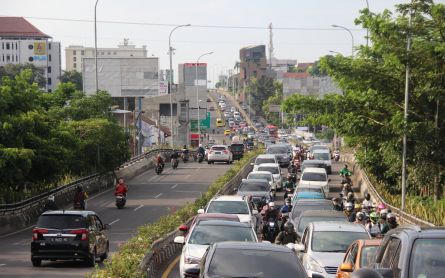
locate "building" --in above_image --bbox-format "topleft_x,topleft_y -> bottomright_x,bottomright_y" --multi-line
282,72 -> 342,97
239,45 -> 267,89
65,39 -> 147,72
178,63 -> 208,109
0,17 -> 61,92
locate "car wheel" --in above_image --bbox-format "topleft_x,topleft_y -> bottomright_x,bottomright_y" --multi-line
31,258 -> 41,267
100,243 -> 109,262
226,160 -> 230,164
87,249 -> 97,267
208,160 -> 211,164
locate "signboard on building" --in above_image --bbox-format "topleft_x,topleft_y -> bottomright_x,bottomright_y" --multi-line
159,80 -> 168,95
83,57 -> 159,97
268,105 -> 281,112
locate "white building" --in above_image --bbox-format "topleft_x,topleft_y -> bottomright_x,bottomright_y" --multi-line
65,39 -> 147,72
282,72 -> 342,97
0,17 -> 61,92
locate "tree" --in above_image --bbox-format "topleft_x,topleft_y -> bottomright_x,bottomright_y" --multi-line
59,70 -> 83,91
244,77 -> 277,116
0,63 -> 46,88
263,83 -> 284,126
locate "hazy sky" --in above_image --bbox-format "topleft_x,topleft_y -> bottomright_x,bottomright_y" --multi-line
1,0 -> 424,84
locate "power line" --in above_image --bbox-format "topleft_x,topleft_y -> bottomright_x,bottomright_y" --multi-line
16,15 -> 364,32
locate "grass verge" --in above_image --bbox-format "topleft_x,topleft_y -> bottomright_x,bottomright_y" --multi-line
88,149 -> 263,278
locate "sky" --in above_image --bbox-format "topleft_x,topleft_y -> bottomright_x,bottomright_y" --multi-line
0,0 -> 425,85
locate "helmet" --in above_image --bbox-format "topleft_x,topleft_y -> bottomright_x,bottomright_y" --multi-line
387,213 -> 397,225
380,209 -> 389,219
377,203 -> 386,211
268,202 -> 275,208
344,164 -> 349,169
370,212 -> 379,223
356,212 -> 365,221
199,144 -> 202,148
332,197 -> 340,204
284,222 -> 294,233
348,192 -> 354,198
355,203 -> 362,210
285,198 -> 291,205
48,195 -> 55,202
183,145 -> 187,149
365,193 -> 371,200
350,268 -> 384,278
345,202 -> 354,211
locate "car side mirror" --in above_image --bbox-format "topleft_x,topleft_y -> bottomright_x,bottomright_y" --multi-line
294,243 -> 305,252
197,208 -> 205,214
340,263 -> 353,272
184,267 -> 200,278
179,225 -> 189,232
252,209 -> 259,215
103,224 -> 110,230
174,236 -> 185,244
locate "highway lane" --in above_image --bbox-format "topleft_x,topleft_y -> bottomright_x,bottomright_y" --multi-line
0,162 -> 231,278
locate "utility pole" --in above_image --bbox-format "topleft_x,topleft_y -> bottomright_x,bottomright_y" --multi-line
94,0 -> 99,92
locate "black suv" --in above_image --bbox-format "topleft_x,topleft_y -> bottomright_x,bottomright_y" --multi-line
31,210 -> 110,267
369,225 -> 445,278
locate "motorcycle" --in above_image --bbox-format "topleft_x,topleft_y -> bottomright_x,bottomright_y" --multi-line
155,163 -> 164,175
341,182 -> 353,197
263,218 -> 279,242
181,152 -> 189,163
284,187 -> 295,200
197,153 -> 204,163
334,152 -> 340,162
115,194 -> 126,209
171,158 -> 179,169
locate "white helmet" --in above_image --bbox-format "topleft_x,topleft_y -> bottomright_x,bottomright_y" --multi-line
268,202 -> 275,208
345,202 -> 354,210
199,144 -> 203,148
48,195 -> 55,202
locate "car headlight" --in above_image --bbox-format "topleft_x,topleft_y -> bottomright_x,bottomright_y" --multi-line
307,257 -> 323,273
184,255 -> 201,264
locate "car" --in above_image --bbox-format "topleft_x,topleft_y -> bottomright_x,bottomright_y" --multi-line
231,107 -> 237,113
336,239 -> 382,278
223,129 -> 231,136
295,221 -> 370,278
312,149 -> 332,174
31,210 -> 110,267
230,142 -> 244,160
228,120 -> 235,128
301,159 -> 331,173
368,225 -> 445,278
266,144 -> 292,168
299,167 -> 330,197
295,185 -> 326,198
184,241 -> 308,278
292,210 -> 347,240
252,154 -> 279,171
292,191 -> 326,201
198,195 -> 259,231
207,145 -> 233,164
309,144 -> 330,153
247,132 -> 255,139
236,179 -> 274,210
216,118 -> 225,128
255,163 -> 283,190
206,97 -> 211,102
247,171 -> 277,192
175,220 -> 258,277
290,199 -> 333,220
180,213 -> 240,233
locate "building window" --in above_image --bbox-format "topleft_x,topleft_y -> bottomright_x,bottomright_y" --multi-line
73,50 -> 76,55
73,63 -> 77,68
2,55 -> 4,62
6,55 -> 10,62
47,77 -> 52,85
107,52 -> 111,55
73,57 -> 77,62
16,54 -> 18,61
101,52 -> 104,55
1,42 -> 3,49
48,89 -> 52,92
28,56 -> 34,62
48,54 -> 51,62
48,43 -> 51,50
48,66 -> 51,73
6,43 -> 10,50
113,52 -> 117,55
11,55 -> 14,62
81,50 -> 84,55
28,44 -> 33,50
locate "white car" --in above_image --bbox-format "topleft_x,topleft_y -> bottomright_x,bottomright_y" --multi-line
252,154 -> 278,171
207,145 -> 233,164
197,195 -> 259,230
231,107 -> 237,113
175,220 -> 257,278
295,221 -> 370,278
247,171 -> 277,192
255,163 -> 282,190
312,149 -> 332,174
299,167 -> 330,197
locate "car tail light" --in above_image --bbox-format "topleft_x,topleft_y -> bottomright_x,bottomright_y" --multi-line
70,228 -> 89,241
32,228 -> 48,241
223,150 -> 229,154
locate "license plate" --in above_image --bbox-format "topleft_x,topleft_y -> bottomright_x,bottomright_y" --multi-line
215,152 -> 221,155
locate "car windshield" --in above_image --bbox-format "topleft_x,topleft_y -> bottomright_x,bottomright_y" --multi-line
248,174 -> 272,181
267,148 -> 287,154
409,239 -> 445,278
208,248 -> 305,277
311,231 -> 369,252
212,147 -> 226,151
301,172 -> 327,182
291,204 -> 333,220
297,216 -> 346,233
255,158 -> 275,164
360,246 -> 379,267
313,152 -> 330,160
257,167 -> 279,174
207,201 -> 249,214
36,215 -> 87,229
296,187 -> 323,194
239,182 -> 269,192
188,225 -> 255,245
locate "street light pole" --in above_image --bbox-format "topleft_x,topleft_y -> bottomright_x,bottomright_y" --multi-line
332,24 -> 354,57
196,52 -> 213,146
94,0 -> 99,92
365,0 -> 369,48
168,24 -> 191,146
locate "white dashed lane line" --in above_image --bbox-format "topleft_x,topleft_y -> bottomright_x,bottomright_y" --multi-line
154,193 -> 163,199
134,205 -> 144,211
109,219 -> 120,225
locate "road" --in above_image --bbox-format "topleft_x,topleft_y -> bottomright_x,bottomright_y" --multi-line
0,159 -> 231,276
161,160 -> 350,278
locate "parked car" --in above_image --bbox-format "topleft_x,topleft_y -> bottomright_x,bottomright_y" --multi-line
336,239 -> 381,278
175,220 -> 258,278
207,145 -> 233,164
295,221 -> 370,278
299,167 -> 330,197
236,179 -> 274,210
184,242 -> 308,278
31,210 -> 110,267
256,163 -> 283,191
293,210 -> 347,240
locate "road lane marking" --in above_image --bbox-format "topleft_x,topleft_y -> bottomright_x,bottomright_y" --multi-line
171,184 -> 178,189
0,264 -> 5,267
161,255 -> 180,278
154,193 -> 163,199
134,205 -> 144,211
109,219 -> 120,225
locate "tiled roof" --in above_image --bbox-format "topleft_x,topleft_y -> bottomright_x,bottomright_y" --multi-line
283,72 -> 310,78
0,17 -> 51,38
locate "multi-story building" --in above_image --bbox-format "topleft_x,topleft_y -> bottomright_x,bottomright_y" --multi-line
282,72 -> 342,97
65,39 -> 147,72
0,17 -> 61,92
239,45 -> 267,89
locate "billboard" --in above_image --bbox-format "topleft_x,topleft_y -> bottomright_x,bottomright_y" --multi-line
83,57 -> 159,97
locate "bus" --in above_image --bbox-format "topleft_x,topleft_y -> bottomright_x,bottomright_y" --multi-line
216,118 -> 225,127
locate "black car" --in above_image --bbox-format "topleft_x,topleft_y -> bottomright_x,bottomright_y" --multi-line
184,241 -> 308,278
31,210 -> 109,267
230,143 -> 245,160
266,144 -> 292,168
236,179 -> 274,209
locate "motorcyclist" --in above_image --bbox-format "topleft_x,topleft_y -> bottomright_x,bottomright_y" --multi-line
333,149 -> 340,161
344,202 -> 356,222
362,193 -> 373,212
154,154 -> 165,169
170,150 -> 179,160
197,144 -> 206,159
261,202 -> 280,239
346,192 -> 356,206
181,145 -> 189,161
332,197 -> 344,211
275,222 -> 298,245
264,202 -> 280,221
43,195 -> 58,211
283,177 -> 295,199
115,178 -> 128,196
381,213 -> 398,234
355,211 -> 366,225
280,198 -> 293,214
366,212 -> 382,237
339,164 -> 352,177
73,185 -> 86,210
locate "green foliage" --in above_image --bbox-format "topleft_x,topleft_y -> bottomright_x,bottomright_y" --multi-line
283,1 -> 445,200
59,70 -> 83,91
0,63 -> 46,88
88,149 -> 262,278
262,82 -> 283,126
0,70 -> 129,203
245,77 -> 281,117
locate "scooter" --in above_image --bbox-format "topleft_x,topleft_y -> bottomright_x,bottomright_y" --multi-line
263,218 -> 279,242
115,194 -> 126,209
155,163 -> 164,175
181,153 -> 189,163
171,158 -> 179,169
197,153 -> 204,163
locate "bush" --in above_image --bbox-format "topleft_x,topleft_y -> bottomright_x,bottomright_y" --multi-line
88,149 -> 263,278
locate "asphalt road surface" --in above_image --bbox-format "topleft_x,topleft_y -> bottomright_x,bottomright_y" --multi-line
0,161 -> 231,278
160,160 -> 351,278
